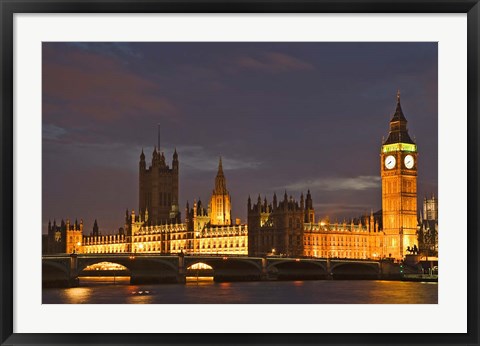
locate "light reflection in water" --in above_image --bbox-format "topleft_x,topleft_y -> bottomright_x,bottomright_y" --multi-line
128,293 -> 154,304
63,287 -> 92,304
219,282 -> 231,288
185,277 -> 214,286
44,280 -> 438,304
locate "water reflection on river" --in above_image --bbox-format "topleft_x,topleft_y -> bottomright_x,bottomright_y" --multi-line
43,276 -> 438,304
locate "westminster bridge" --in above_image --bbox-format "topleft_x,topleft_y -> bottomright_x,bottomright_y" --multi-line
42,254 -> 402,287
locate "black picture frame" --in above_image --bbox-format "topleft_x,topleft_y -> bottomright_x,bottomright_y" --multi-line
1,1 -> 479,345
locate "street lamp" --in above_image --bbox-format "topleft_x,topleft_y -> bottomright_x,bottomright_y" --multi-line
73,241 -> 81,254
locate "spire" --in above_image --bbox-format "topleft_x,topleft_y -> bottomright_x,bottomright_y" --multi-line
173,147 -> 178,160
383,90 -> 414,145
140,147 -> 145,160
218,156 -> 223,174
214,156 -> 227,194
93,219 -> 99,236
157,123 -> 160,152
391,89 -> 407,122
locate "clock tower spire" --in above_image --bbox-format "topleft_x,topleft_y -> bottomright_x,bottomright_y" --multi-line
381,92 -> 418,260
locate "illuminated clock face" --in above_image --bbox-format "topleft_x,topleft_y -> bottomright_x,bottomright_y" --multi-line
404,154 -> 415,169
385,155 -> 396,169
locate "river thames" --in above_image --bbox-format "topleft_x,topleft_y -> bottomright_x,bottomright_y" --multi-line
43,277 -> 438,304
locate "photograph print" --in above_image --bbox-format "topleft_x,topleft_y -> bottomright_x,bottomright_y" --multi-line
42,42 -> 438,304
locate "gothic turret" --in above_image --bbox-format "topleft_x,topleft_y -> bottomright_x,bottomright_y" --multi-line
92,219 -> 99,236
304,189 -> 315,223
140,148 -> 146,170
306,190 -> 313,209
172,148 -> 179,170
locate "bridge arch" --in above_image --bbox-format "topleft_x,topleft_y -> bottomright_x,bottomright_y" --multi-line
77,258 -> 132,273
76,256 -> 180,284
267,260 -> 328,280
42,260 -> 71,287
267,260 -> 327,272
184,257 -> 263,282
330,262 -> 379,279
43,260 -> 69,275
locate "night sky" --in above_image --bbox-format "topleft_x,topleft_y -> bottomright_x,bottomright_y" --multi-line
42,42 -> 437,234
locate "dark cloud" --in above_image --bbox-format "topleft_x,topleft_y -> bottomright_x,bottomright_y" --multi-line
284,176 -> 381,192
235,51 -> 315,73
43,45 -> 177,129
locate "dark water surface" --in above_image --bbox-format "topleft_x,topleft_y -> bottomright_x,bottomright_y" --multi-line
43,276 -> 438,304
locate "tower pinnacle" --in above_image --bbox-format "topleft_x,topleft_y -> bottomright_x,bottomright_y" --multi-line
383,91 -> 413,145
218,156 -> 223,174
210,156 -> 231,226
214,156 -> 227,194
157,123 -> 160,152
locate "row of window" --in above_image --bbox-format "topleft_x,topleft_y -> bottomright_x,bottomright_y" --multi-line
304,237 -> 369,246
303,251 -> 368,258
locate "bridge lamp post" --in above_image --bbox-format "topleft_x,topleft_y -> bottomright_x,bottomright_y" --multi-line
73,241 -> 81,254
272,248 -> 276,256
138,243 -> 144,252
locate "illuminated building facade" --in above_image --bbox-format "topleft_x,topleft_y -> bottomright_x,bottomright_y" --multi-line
303,214 -> 384,259
81,159 -> 247,255
381,91 -> 418,259
247,193 -> 384,259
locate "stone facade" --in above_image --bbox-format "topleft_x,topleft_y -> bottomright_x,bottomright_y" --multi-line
417,195 -> 438,257
138,146 -> 180,225
46,218 -> 83,254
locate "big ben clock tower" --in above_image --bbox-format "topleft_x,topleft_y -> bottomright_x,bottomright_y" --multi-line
381,91 -> 418,260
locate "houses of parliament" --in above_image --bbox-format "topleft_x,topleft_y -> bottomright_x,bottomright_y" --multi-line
44,93 -> 438,261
